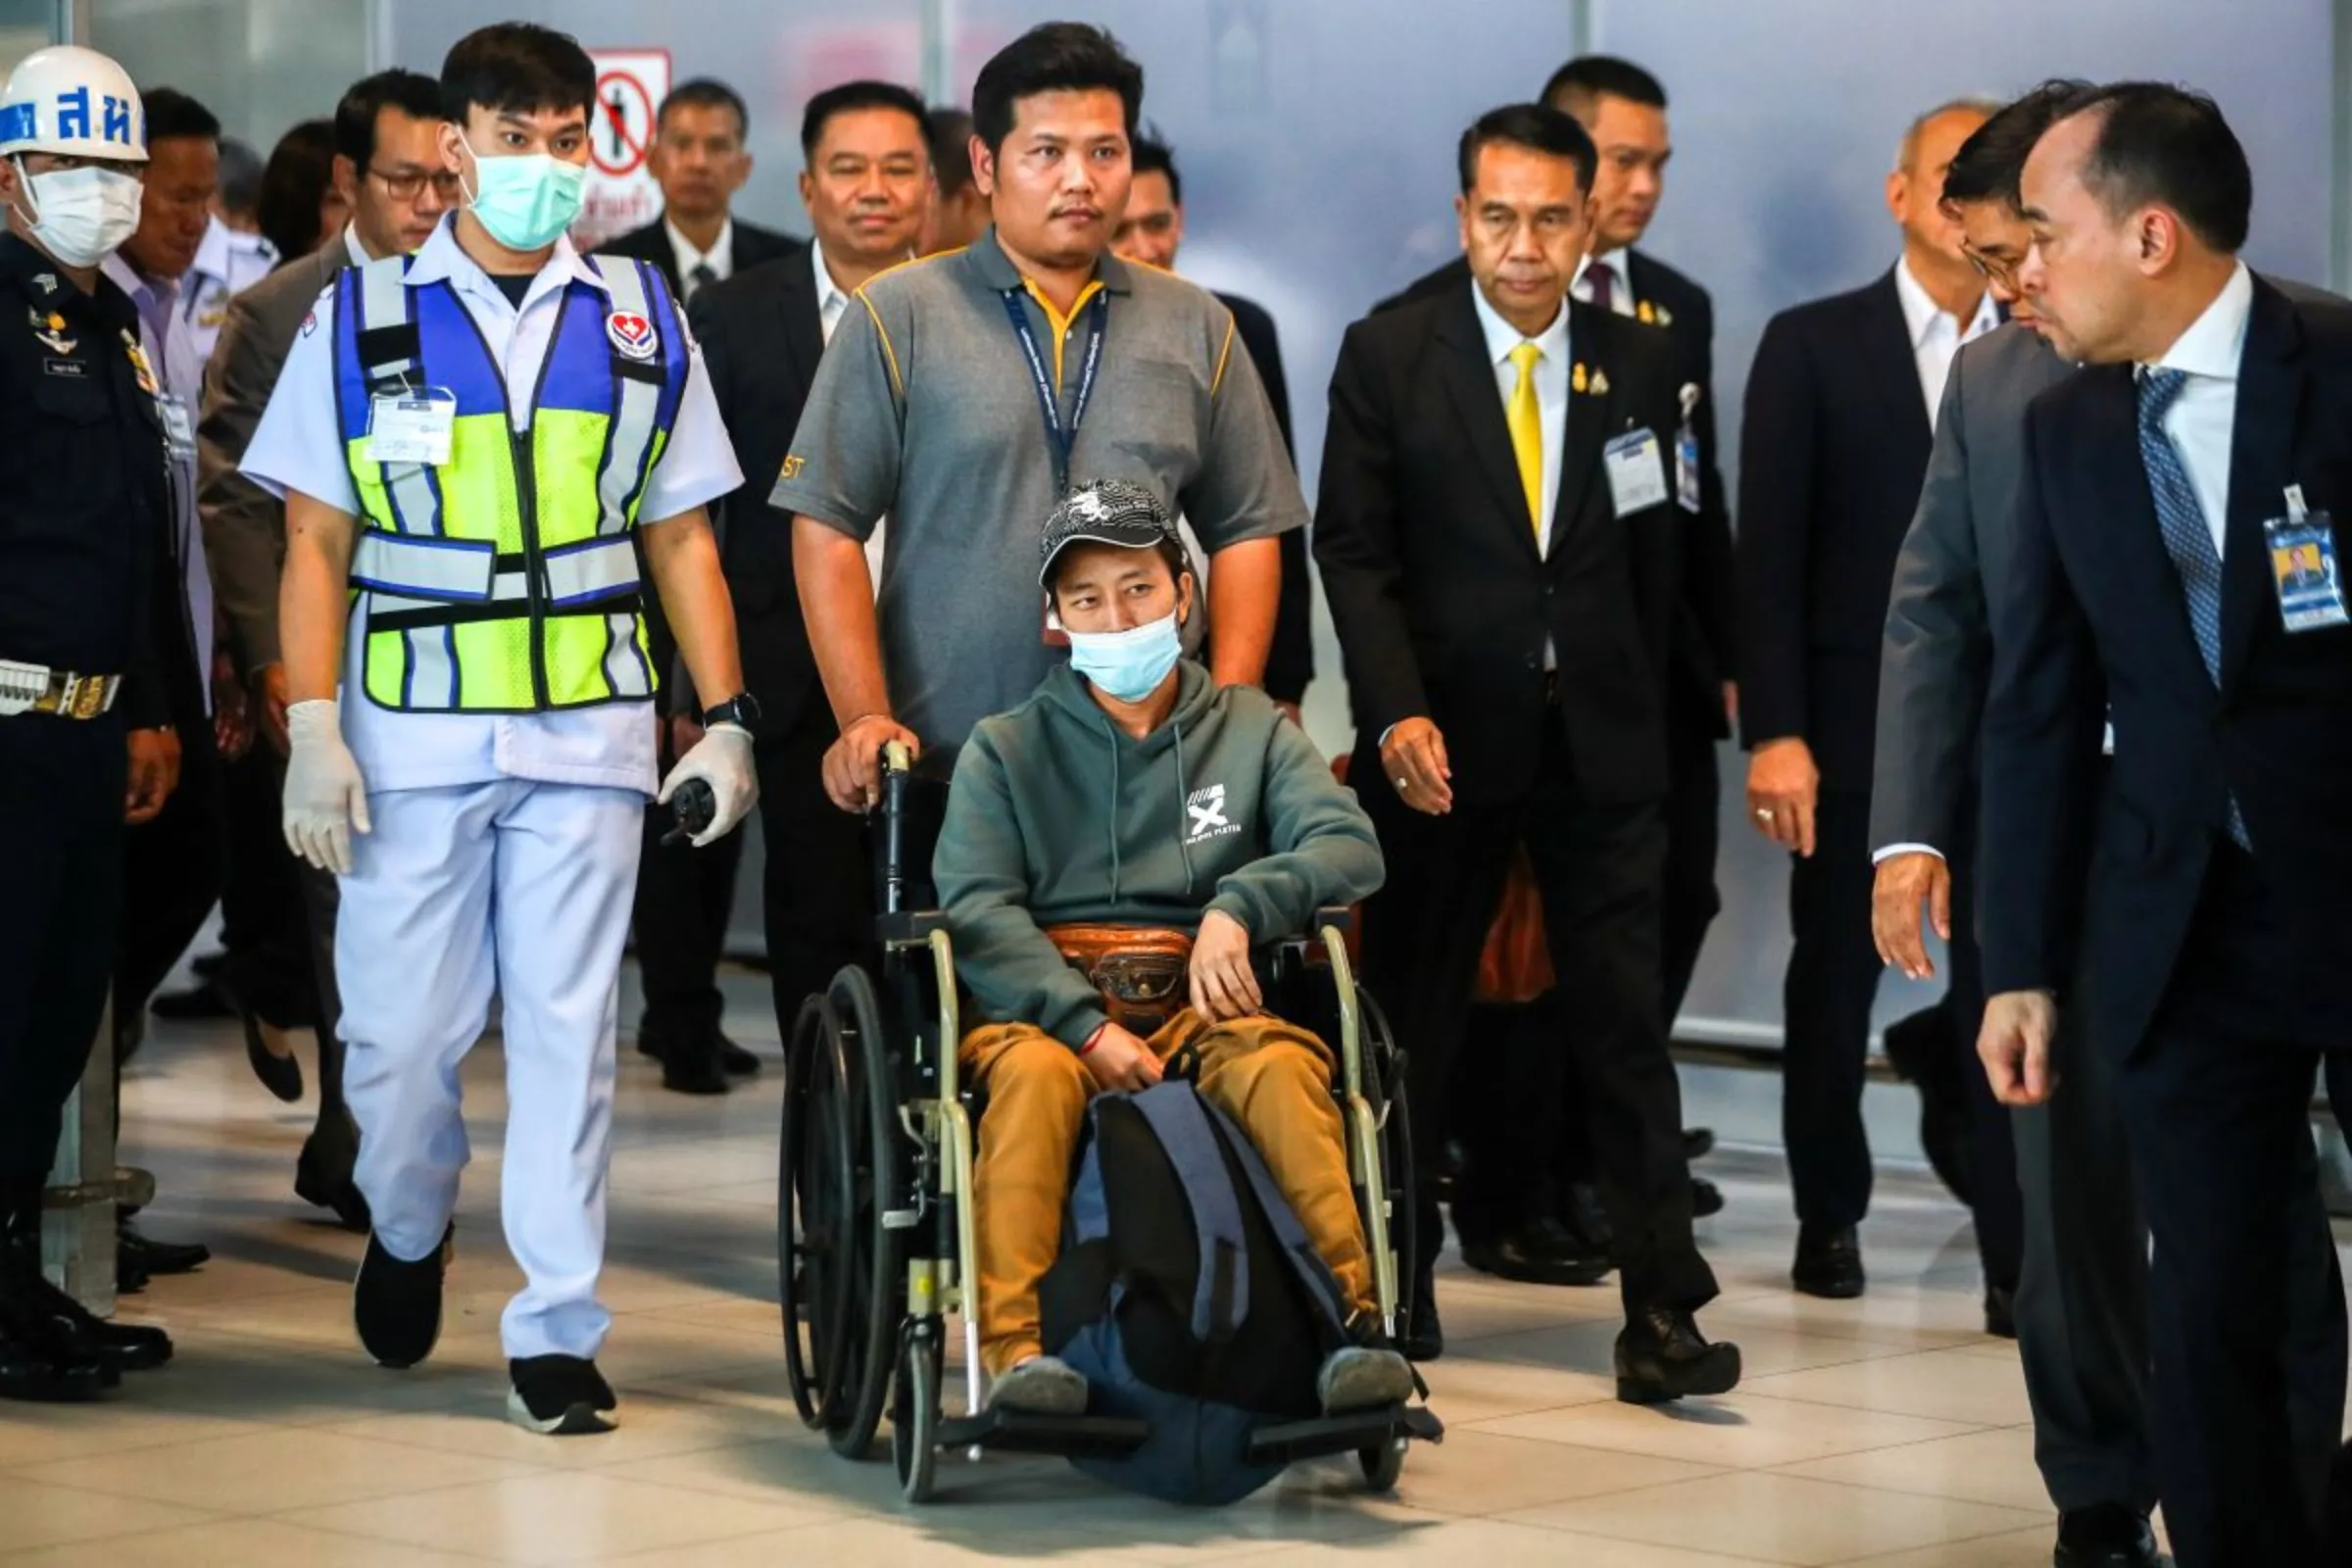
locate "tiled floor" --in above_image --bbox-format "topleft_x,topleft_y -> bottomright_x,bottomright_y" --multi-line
2,968 -> 2211,1565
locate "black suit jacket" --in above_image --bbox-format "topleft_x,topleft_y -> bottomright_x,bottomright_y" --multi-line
1982,276 -> 2352,1053
664,240 -> 824,734
1317,280 -> 1688,807
596,215 -> 802,298
1214,290 -> 1313,704
1383,251 -> 1735,735
1736,269 -> 1935,792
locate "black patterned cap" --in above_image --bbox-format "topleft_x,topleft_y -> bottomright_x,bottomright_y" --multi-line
1038,479 -> 1178,587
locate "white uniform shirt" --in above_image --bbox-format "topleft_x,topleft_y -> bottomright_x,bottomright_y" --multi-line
104,253 -> 214,711
1895,257 -> 2000,431
240,214 -> 741,798
1573,247 -> 1639,318
182,215 -> 277,363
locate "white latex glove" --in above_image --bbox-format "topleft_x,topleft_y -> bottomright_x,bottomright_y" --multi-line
283,699 -> 370,874
657,720 -> 757,847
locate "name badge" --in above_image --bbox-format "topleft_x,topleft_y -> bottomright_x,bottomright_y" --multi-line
158,395 -> 195,460
1603,426 -> 1669,517
2266,485 -> 2348,633
367,390 -> 457,466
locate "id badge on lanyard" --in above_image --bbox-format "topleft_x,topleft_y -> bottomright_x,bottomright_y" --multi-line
1003,286 -> 1108,644
2266,484 -> 2349,633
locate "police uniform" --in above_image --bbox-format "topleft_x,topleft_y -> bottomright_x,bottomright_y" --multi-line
0,236 -> 177,1259
241,212 -> 741,1364
180,214 -> 274,364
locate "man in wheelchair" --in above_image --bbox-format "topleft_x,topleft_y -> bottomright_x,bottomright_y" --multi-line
932,479 -> 1414,1419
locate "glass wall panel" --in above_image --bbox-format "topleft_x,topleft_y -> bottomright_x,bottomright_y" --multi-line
91,0 -> 368,154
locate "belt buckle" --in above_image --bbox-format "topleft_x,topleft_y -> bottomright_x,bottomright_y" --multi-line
67,675 -> 104,720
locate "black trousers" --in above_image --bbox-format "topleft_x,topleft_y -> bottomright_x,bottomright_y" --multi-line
219,744 -> 347,1124
632,763 -> 747,1042
117,707 -> 221,1046
1659,706 -> 1724,1025
2114,844 -> 2351,1568
755,702 -> 872,1037
0,715 -> 126,1194
1944,819 -> 2024,1289
1361,712 -> 1715,1315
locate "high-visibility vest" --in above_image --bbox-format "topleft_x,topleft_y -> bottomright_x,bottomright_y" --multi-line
331,252 -> 689,713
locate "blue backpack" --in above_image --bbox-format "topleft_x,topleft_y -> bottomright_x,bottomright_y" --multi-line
1037,1080 -> 1354,1505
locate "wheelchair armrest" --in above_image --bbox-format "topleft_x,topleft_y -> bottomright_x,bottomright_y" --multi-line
878,909 -> 949,946
1274,906 -> 1358,966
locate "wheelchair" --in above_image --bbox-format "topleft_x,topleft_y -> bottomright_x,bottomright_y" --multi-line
778,745 -> 1441,1503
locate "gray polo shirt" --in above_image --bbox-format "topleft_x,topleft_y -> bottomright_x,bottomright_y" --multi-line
770,228 -> 1305,750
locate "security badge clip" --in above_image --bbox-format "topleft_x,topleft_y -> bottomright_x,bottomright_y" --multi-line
2265,484 -> 2348,633
366,387 -> 459,466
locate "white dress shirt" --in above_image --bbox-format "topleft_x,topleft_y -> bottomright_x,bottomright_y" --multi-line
667,216 -> 734,295
241,214 -> 742,797
104,253 -> 213,713
1573,247 -> 1638,318
1894,257 -> 2000,431
2139,260 -> 2252,561
1469,283 -> 1571,553
812,239 -> 887,594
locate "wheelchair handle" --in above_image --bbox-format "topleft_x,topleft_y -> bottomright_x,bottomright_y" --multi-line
879,741 -> 916,915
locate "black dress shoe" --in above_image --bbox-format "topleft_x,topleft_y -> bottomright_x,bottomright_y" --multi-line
355,1227 -> 451,1369
2053,1502 -> 2163,1566
1683,1127 -> 1716,1162
1460,1215 -> 1613,1287
117,1222 -> 209,1279
658,1033 -> 730,1096
0,1201 -> 115,1399
1882,1003 -> 1974,1207
1399,1268 -> 1444,1362
149,977 -> 236,1020
717,1032 -> 760,1076
1792,1224 -> 1866,1298
24,1271 -> 172,1372
1984,1283 -> 2018,1340
1690,1177 -> 1725,1219
1615,1306 -> 1742,1404
296,1112 -> 371,1233
0,1315 -> 111,1401
242,1009 -> 305,1104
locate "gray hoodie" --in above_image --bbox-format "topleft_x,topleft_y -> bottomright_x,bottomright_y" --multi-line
934,661 -> 1385,1049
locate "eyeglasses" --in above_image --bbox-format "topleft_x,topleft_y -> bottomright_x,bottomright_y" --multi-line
368,167 -> 463,202
1963,247 -> 2022,292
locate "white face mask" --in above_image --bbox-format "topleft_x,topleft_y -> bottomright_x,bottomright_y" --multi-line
15,162 -> 143,269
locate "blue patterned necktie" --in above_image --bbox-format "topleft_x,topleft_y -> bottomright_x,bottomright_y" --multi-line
2136,366 -> 2251,849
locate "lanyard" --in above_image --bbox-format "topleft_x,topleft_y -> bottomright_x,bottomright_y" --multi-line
1000,285 -> 1108,494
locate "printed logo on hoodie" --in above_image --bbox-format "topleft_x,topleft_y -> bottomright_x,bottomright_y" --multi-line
1185,783 -> 1240,846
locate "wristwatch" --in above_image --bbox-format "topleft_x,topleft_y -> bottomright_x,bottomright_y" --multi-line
701,692 -> 762,734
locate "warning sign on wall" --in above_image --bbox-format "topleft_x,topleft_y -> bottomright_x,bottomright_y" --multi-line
572,48 -> 671,250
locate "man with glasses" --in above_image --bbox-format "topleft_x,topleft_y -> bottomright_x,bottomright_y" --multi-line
197,68 -> 455,1229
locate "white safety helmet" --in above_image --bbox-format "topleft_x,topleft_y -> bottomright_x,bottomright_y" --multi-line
0,46 -> 146,163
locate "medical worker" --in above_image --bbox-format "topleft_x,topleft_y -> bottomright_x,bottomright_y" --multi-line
241,23 -> 758,1437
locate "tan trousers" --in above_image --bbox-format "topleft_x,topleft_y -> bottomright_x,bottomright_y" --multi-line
959,1008 -> 1375,1375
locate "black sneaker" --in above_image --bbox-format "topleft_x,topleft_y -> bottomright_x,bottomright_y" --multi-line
509,1353 -> 618,1435
354,1227 -> 450,1369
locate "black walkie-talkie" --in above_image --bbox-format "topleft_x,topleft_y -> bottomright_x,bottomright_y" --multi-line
662,778 -> 716,847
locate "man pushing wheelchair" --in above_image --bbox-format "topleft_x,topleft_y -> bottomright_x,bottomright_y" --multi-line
933,479 -> 1416,1422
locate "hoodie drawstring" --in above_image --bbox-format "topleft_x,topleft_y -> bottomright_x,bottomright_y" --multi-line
1106,731 -> 1123,902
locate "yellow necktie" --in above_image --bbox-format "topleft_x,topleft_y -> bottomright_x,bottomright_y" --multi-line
1506,342 -> 1544,541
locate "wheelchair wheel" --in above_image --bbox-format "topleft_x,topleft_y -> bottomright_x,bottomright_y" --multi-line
892,1323 -> 943,1504
780,993 -> 858,1429
824,964 -> 903,1462
1359,988 -> 1421,1314
1359,1435 -> 1407,1493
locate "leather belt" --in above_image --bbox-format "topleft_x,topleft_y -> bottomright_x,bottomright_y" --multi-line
0,659 -> 122,720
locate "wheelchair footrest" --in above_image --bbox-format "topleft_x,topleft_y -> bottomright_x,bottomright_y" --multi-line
934,1407 -> 1152,1460
1244,1403 -> 1444,1466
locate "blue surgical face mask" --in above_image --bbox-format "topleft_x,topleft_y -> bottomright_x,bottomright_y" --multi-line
1067,611 -> 1183,703
460,134 -> 586,252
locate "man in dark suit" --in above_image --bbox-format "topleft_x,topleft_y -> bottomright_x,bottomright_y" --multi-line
1981,83 -> 2352,1567
1737,97 -> 2007,1301
1379,55 -> 1728,1237
1318,103 -> 1737,1400
1111,134 -> 1314,718
594,78 -> 798,302
659,81 -> 933,1080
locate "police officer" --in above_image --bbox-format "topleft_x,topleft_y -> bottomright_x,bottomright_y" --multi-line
0,44 -> 181,1401
242,23 -> 756,1437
